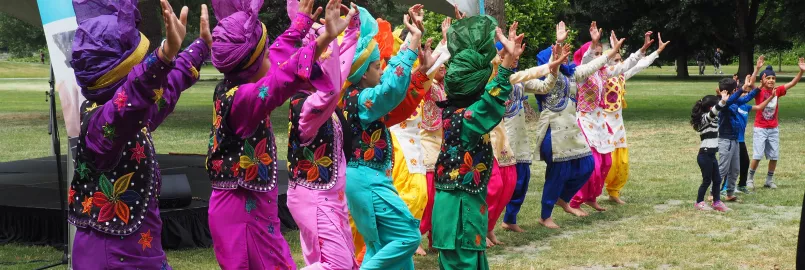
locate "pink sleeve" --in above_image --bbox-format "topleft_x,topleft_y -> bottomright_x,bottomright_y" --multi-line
297,38 -> 343,143
338,14 -> 361,85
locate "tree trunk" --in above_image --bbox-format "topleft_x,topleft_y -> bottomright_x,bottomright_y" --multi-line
676,52 -> 689,78
139,0 -> 163,53
484,0 -> 506,26
737,41 -> 755,78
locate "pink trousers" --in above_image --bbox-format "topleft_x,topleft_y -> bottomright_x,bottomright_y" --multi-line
486,159 -> 517,232
571,148 -> 612,208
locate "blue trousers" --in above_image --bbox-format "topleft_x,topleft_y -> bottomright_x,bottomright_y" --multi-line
503,162 -> 531,224
539,130 -> 594,220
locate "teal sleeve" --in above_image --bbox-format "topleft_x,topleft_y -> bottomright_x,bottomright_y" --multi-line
460,66 -> 514,149
357,48 -> 419,126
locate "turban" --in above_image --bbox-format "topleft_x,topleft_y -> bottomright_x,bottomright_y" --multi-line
71,0 -> 147,102
211,0 -> 268,83
444,15 -> 497,107
761,65 -> 776,77
346,5 -> 380,85
537,46 -> 575,78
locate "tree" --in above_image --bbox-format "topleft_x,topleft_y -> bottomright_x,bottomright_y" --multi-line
0,13 -> 46,58
485,0 -> 506,26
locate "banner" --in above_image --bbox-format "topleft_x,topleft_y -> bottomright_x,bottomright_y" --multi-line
38,0 -> 83,138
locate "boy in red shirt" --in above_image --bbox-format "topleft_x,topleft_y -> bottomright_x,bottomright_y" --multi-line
748,59 -> 805,189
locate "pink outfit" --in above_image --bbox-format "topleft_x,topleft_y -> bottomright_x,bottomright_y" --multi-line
486,159 -> 517,231
570,147 -> 612,208
420,171 -> 437,249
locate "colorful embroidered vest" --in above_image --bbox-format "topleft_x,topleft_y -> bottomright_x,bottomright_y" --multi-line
576,69 -> 606,112
604,74 -> 626,112
343,85 -> 393,170
422,81 -> 446,131
504,82 -> 527,118
68,101 -> 156,236
539,73 -> 575,113
206,83 -> 278,192
434,107 -> 493,194
286,93 -> 343,190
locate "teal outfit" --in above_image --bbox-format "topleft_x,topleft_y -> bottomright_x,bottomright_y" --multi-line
343,29 -> 421,269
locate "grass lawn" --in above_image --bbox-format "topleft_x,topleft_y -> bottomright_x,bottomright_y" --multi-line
0,63 -> 803,269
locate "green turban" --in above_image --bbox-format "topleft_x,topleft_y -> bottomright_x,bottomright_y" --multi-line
444,15 -> 498,106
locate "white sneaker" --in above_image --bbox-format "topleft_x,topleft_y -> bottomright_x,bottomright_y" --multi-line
764,182 -> 778,189
747,179 -> 754,190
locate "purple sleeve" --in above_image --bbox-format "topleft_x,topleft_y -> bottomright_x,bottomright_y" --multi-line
298,39 -> 342,143
228,35 -> 334,138
84,52 -> 172,170
268,13 -> 314,68
148,39 -> 210,129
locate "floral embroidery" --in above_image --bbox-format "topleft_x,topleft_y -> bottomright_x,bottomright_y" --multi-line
268,224 -> 275,234
130,142 -> 146,164
449,169 -> 459,180
211,160 -> 223,174
459,152 -> 487,185
215,100 -> 222,113
294,144 -> 334,182
230,163 -> 240,175
81,196 -> 93,214
437,165 -> 444,176
400,122 -> 407,129
489,87 -> 501,97
85,102 -> 99,112
225,86 -> 239,98
68,188 -> 75,205
258,86 -> 269,100
395,66 -> 404,77
482,134 -> 491,144
350,90 -> 358,97
475,234 -> 482,246
245,197 -> 257,213
338,190 -> 345,202
410,159 -> 417,166
363,99 -> 374,110
92,172 -> 141,224
447,146 -> 459,158
408,138 -> 415,144
361,129 -> 387,162
102,123 -> 116,140
153,88 -> 167,111
114,91 -> 128,111
443,118 -> 451,129
480,204 -> 487,215
240,138 -> 273,182
139,229 -> 153,250
463,110 -> 473,120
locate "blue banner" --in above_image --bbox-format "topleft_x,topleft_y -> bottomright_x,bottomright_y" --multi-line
37,0 -> 76,25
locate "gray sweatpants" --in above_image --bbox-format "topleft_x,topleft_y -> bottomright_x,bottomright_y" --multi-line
718,139 -> 740,196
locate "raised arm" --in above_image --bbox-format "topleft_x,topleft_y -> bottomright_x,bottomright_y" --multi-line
460,66 -> 514,147
149,39 -> 209,129
297,37 -> 343,143
356,47 -> 419,125
784,57 -> 805,90
752,89 -> 776,111
623,51 -> 656,80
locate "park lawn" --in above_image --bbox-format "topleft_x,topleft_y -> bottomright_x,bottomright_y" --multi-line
0,72 -> 803,269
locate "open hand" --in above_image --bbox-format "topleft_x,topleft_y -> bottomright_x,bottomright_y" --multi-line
589,21 -> 602,44
549,44 -> 571,73
743,74 -> 754,91
720,90 -> 729,101
323,0 -> 356,40
756,55 -> 765,70
798,57 -> 805,71
556,21 -> 568,43
199,4 -> 211,47
299,0 -> 323,20
607,32 -> 625,59
656,32 -> 670,53
496,21 -> 524,68
418,38 -> 442,73
640,31 -> 655,53
441,17 -> 451,43
160,0 -> 188,62
454,4 -> 466,19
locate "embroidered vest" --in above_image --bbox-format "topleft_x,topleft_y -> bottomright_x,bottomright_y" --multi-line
343,85 -> 393,170
422,81 -> 446,131
604,74 -> 626,112
576,69 -> 606,112
504,83 -> 527,119
434,107 -> 493,194
286,93 -> 343,190
206,82 -> 278,192
539,73 -> 575,112
68,101 -> 156,236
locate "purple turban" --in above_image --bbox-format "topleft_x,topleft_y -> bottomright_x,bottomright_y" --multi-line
71,0 -> 147,102
211,0 -> 268,83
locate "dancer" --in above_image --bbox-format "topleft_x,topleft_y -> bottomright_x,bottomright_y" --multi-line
342,5 -> 432,269
431,16 -> 524,269
570,24 -> 640,213
68,0 -> 210,268
603,32 -> 670,204
285,1 -> 360,269
206,0 -> 341,268
747,59 -> 805,189
526,21 -> 622,228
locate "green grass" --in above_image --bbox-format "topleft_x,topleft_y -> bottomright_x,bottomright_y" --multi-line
1,66 -> 803,269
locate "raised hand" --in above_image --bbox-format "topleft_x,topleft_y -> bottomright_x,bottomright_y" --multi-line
441,17 -> 451,43
402,12 -> 422,51
299,0 -> 323,20
798,57 -> 805,71
409,4 -> 425,34
454,4 -> 466,20
720,90 -> 729,101
199,4 -> 211,47
418,38 -> 441,73
743,74 -> 754,91
549,44 -> 571,73
159,0 -> 188,62
556,21 -> 568,44
323,0 -> 355,39
640,31 -> 655,53
606,31 -> 625,59
656,32 -> 670,53
589,21 -> 602,44
495,21 -> 524,69
756,55 -> 765,70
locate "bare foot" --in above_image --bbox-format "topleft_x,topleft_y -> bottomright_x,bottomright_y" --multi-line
608,196 -> 626,205
415,246 -> 427,256
486,237 -> 495,248
558,200 -> 588,217
584,201 -> 607,211
539,218 -> 560,229
488,231 -> 504,245
502,222 -> 525,232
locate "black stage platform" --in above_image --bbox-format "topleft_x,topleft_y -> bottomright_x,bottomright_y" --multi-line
0,155 -> 296,249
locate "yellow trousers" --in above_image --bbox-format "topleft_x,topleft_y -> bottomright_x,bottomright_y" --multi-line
604,147 -> 630,198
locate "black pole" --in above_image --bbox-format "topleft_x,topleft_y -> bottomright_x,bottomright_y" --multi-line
37,65 -> 68,270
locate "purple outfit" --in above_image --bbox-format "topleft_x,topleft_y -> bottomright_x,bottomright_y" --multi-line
68,1 -> 208,269
207,0 -> 334,267
285,1 -> 361,269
